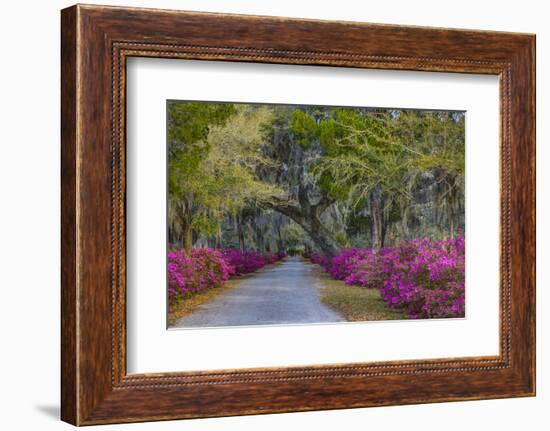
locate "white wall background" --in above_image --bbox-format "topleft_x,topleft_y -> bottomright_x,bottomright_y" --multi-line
0,0 -> 546,429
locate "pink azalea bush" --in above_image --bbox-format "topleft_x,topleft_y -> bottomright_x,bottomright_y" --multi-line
276,250 -> 288,261
303,251 -> 330,267
168,248 -> 231,298
168,247 -> 287,302
306,237 -> 465,319
223,249 -> 272,275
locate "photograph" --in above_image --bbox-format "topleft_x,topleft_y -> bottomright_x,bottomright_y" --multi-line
48,1 -> 537,426
167,101 -> 466,328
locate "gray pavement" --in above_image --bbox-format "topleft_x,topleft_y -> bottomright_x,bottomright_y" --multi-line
173,256 -> 345,328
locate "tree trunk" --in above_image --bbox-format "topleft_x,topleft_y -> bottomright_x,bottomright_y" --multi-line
259,189 -> 340,257
236,214 -> 245,251
215,224 -> 222,249
450,217 -> 455,240
301,216 -> 340,257
176,195 -> 194,253
370,187 -> 385,250
276,225 -> 284,252
182,222 -> 193,253
255,224 -> 265,252
260,205 -> 339,256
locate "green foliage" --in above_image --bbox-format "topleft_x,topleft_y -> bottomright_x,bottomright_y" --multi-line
334,231 -> 351,247
303,108 -> 465,243
167,101 -> 235,198
167,101 -> 235,151
280,223 -> 307,248
168,102 -> 284,247
290,109 -> 318,148
168,100 -> 465,251
312,110 -> 401,203
192,213 -> 218,237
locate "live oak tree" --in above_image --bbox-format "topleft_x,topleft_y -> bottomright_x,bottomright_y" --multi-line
410,111 -> 465,240
292,108 -> 465,250
168,101 -> 235,251
254,106 -> 341,257
168,102 -> 281,251
289,107 -> 402,251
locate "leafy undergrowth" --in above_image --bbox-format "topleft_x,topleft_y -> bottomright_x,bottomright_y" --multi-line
314,267 -> 404,321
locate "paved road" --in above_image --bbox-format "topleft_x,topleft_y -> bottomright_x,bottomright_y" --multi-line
174,257 -> 345,328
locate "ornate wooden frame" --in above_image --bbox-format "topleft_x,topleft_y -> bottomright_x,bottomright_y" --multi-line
61,4 -> 535,425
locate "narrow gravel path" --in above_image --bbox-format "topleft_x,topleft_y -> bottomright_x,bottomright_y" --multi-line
174,257 -> 345,328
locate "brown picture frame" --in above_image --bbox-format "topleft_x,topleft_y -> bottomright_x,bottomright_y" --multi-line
61,4 -> 536,425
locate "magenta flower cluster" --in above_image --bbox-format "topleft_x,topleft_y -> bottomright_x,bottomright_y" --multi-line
168,247 -> 287,301
167,247 -> 231,298
222,249 -> 284,275
306,237 -> 465,319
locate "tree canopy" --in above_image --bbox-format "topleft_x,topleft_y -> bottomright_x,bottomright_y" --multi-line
167,101 -> 465,255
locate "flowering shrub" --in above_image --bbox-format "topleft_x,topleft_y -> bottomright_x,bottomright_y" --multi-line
305,237 -> 465,319
326,248 -> 375,281
303,251 -> 331,267
168,248 -> 231,299
276,250 -> 288,261
168,247 -> 287,302
223,249 -> 271,275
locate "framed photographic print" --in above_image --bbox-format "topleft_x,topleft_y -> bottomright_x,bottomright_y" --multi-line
61,4 -> 535,425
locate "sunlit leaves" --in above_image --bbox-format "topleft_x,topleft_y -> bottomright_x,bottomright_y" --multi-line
297,108 -> 465,240
168,102 -> 284,245
167,101 -> 235,152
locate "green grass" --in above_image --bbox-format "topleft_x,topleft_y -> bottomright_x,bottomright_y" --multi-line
313,267 -> 405,321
